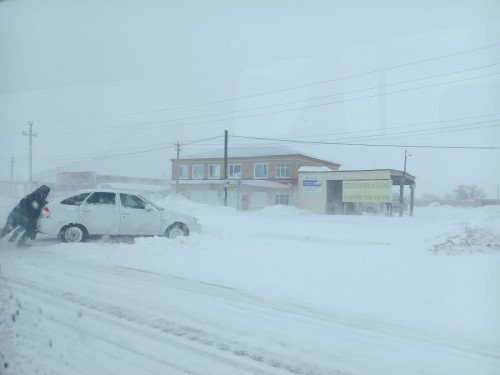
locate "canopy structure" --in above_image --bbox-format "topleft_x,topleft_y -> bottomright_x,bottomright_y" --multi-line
297,168 -> 416,216
388,170 -> 416,216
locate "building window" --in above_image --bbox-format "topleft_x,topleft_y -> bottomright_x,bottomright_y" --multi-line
229,164 -> 242,178
192,165 -> 204,179
275,193 -> 289,205
276,163 -> 290,178
254,163 -> 268,179
208,164 -> 221,179
179,165 -> 188,179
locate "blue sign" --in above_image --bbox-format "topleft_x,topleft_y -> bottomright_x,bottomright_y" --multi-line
303,177 -> 322,187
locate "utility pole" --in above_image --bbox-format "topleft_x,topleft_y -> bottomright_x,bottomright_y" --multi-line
175,141 -> 180,194
224,130 -> 228,207
399,150 -> 410,217
22,121 -> 37,188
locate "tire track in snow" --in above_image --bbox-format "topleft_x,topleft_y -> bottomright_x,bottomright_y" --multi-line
58,261 -> 500,363
2,275 -> 346,375
3,247 -> 499,373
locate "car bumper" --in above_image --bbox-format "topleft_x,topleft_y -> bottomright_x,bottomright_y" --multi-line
37,217 -> 62,238
189,222 -> 202,235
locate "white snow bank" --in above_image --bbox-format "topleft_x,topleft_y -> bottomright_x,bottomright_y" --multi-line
1,196 -> 500,374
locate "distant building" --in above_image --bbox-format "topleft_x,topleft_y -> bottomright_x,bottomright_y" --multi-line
170,146 -> 341,210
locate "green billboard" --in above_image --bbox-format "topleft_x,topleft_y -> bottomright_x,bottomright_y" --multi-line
342,180 -> 392,203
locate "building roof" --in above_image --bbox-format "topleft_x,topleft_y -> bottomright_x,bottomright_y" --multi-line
298,166 -> 334,172
173,146 -> 339,165
174,179 -> 293,189
298,168 -> 416,185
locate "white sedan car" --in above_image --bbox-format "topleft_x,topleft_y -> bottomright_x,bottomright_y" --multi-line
37,189 -> 201,243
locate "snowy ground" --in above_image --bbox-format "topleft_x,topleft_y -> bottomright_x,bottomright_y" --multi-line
1,195 -> 500,375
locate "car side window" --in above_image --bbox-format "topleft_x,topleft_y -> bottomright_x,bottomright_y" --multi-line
86,192 -> 116,205
120,194 -> 147,209
61,193 -> 91,206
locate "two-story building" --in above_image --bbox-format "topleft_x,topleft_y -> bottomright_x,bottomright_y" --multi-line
171,146 -> 340,210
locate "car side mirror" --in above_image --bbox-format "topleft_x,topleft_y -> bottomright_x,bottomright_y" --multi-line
145,204 -> 153,211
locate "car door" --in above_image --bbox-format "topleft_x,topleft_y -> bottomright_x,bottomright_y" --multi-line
118,193 -> 162,235
79,192 -> 120,235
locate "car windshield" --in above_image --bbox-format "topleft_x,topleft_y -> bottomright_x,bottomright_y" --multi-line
138,195 -> 163,211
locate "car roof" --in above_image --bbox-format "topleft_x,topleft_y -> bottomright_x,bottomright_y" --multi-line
57,189 -> 145,199
78,188 -> 141,194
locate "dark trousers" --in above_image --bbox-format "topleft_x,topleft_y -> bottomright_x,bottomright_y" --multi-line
1,211 -> 36,245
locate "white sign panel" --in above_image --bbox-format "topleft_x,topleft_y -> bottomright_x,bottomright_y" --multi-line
303,177 -> 322,193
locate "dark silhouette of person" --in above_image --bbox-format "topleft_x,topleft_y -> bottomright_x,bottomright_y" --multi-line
0,185 -> 51,247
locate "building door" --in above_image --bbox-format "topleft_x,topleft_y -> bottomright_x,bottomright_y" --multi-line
326,181 -> 343,214
241,194 -> 249,211
251,191 -> 267,210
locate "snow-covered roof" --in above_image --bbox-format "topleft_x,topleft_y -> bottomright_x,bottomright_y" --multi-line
176,179 -> 292,189
178,146 -> 330,161
241,180 -> 293,189
298,166 -> 334,172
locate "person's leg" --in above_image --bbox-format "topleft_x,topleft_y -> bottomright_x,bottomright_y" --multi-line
25,218 -> 38,241
17,229 -> 31,247
8,227 -> 23,242
0,225 -> 11,239
0,214 -> 16,239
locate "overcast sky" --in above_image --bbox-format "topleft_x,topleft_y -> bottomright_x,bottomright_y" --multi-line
1,0 -> 499,198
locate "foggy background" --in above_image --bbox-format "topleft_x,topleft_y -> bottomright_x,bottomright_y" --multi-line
1,0 -> 499,198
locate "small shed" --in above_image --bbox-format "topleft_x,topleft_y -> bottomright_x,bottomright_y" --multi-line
298,168 -> 416,216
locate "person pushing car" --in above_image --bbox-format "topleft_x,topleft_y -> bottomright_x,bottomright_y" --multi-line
0,185 -> 51,247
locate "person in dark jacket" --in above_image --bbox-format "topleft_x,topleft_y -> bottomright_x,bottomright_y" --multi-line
0,185 -> 51,247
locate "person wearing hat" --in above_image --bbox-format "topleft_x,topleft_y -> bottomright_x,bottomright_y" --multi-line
0,185 -> 51,247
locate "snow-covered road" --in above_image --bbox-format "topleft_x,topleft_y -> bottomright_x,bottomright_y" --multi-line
1,200 -> 500,374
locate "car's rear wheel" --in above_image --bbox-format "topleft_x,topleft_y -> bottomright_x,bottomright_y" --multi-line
165,223 -> 188,239
60,224 -> 88,243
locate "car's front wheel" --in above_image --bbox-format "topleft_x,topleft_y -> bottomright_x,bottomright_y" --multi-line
60,224 -> 88,243
165,223 -> 188,239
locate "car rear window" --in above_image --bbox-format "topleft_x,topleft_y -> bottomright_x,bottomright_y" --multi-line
60,193 -> 91,205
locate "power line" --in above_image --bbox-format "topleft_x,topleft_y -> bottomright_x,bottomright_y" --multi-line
52,145 -> 177,163
39,70 -> 500,136
91,63 -> 500,128
131,71 -> 500,132
50,135 -> 224,161
318,119 -> 500,143
226,119 -> 500,146
153,63 -> 500,124
48,136 -> 224,163
261,112 -> 500,140
230,135 -> 500,150
179,135 -> 224,146
42,115 -> 500,163
29,42 -> 500,123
